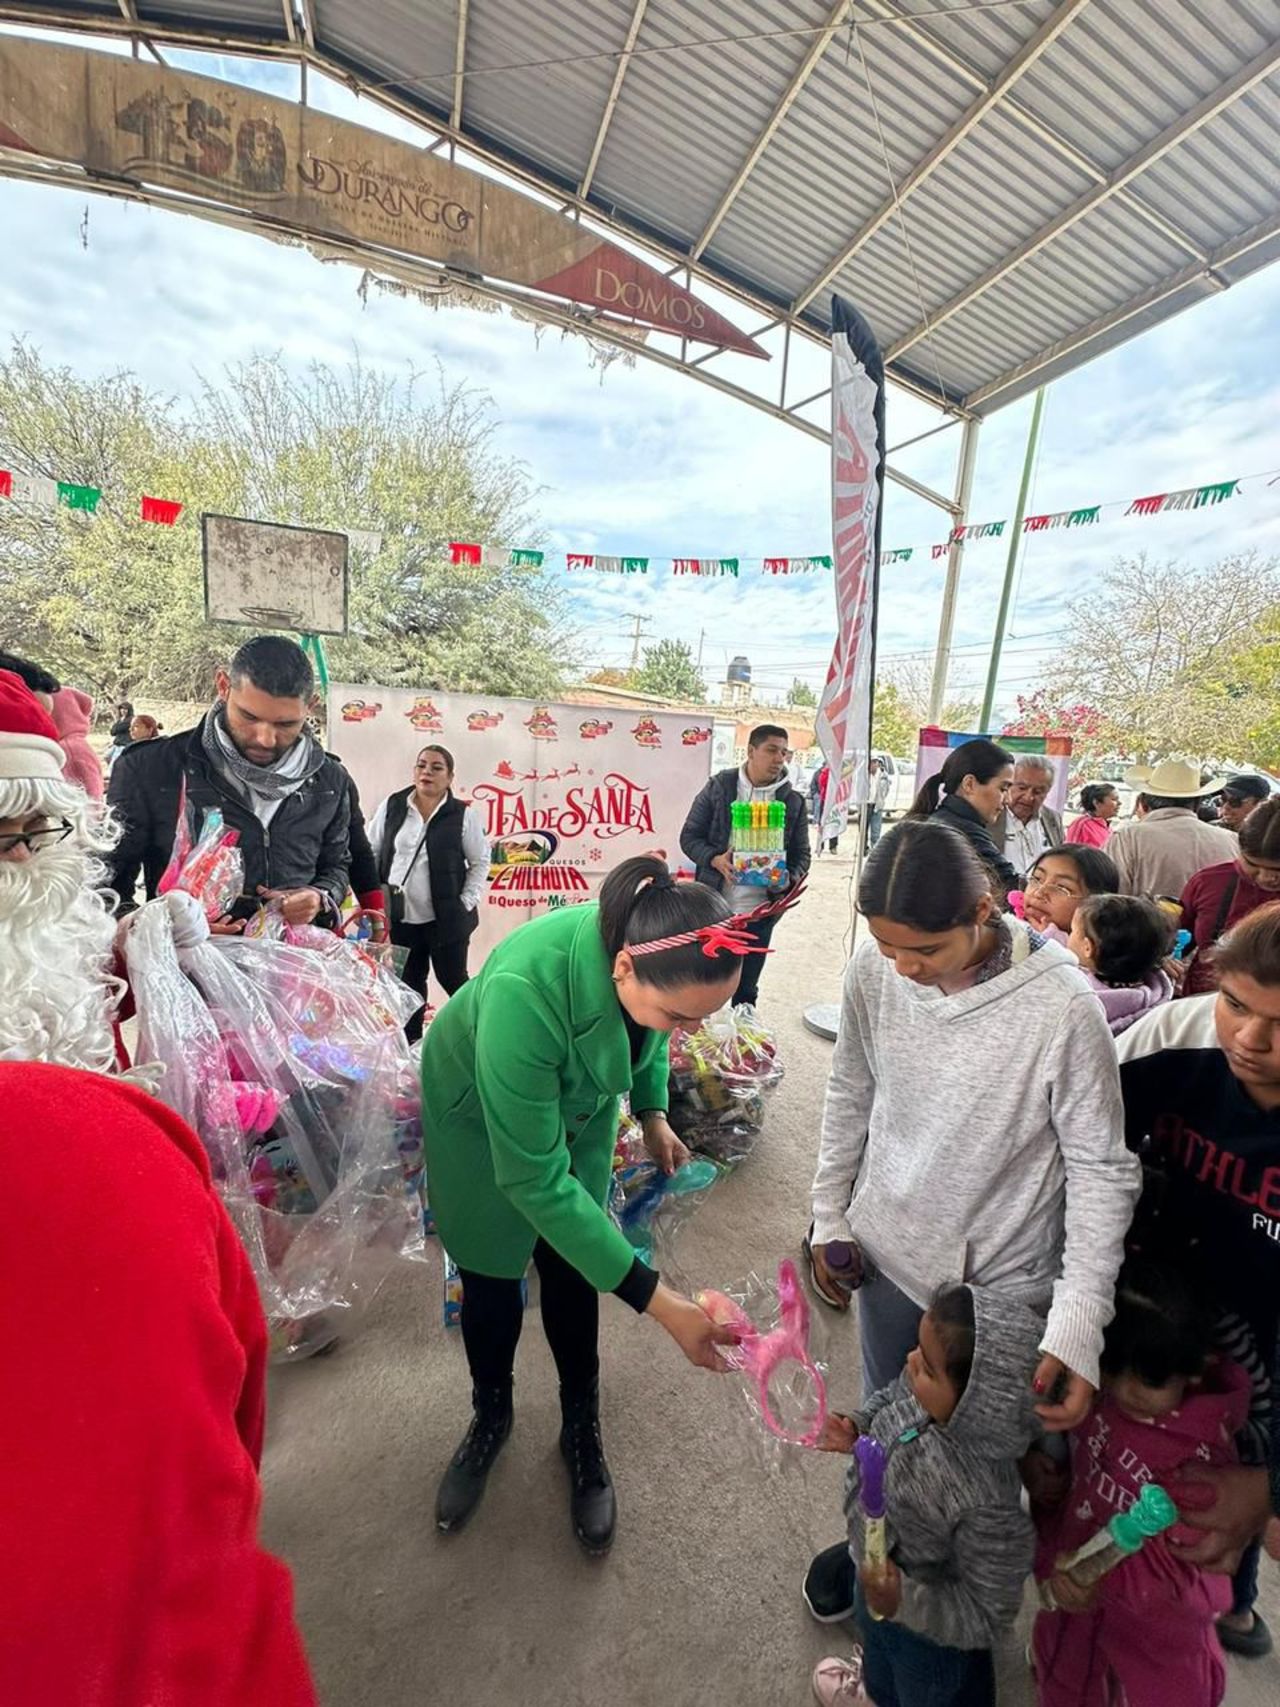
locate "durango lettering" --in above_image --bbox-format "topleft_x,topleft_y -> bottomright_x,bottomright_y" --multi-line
593,268 -> 707,331
297,154 -> 473,231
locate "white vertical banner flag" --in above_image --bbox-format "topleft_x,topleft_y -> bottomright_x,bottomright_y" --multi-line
814,297 -> 886,839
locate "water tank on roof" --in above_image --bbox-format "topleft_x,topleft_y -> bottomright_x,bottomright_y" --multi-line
727,655 -> 751,686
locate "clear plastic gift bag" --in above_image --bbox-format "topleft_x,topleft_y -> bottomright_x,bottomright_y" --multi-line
667,1004 -> 783,1165
124,894 -> 426,1357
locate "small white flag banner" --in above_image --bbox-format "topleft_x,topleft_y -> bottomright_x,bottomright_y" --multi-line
11,472 -> 58,507
346,528 -> 382,555
481,543 -> 510,568
594,555 -> 622,573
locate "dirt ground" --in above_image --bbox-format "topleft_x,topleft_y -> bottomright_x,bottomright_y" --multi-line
261,851 -> 1280,1705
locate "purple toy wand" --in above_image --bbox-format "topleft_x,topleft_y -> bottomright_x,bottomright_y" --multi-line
854,1435 -> 889,1620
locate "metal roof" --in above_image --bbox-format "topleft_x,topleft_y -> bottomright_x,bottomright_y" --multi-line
2,0 -> 1278,420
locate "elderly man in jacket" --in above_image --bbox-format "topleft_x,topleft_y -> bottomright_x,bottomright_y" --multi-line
679,722 -> 809,1008
106,635 -> 352,928
993,753 -> 1065,877
1107,758 -> 1238,900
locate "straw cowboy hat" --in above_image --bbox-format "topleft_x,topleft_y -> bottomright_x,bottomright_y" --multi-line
1143,757 -> 1223,799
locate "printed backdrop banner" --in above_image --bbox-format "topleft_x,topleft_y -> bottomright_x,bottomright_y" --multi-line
0,38 -> 762,358
913,728 -> 1073,815
332,686 -> 713,966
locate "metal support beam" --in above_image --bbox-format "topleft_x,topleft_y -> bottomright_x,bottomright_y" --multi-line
579,0 -> 649,198
297,0 -> 316,49
792,0 -> 1092,315
692,0 -> 848,260
450,0 -> 469,131
857,0 -> 1208,266
890,39 -> 1280,364
928,416 -> 981,723
279,0 -> 297,45
963,211 -> 1280,412
980,387 -> 1045,730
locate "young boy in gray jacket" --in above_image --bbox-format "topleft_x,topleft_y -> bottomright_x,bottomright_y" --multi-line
812,1283 -> 1043,1707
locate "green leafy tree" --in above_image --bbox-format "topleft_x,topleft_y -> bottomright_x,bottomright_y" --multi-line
788,677 -> 817,707
633,637 -> 704,701
0,341 -> 577,708
871,680 -> 918,754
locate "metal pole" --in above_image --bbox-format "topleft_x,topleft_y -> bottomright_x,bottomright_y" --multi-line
979,385 -> 1046,730
927,415 -> 980,723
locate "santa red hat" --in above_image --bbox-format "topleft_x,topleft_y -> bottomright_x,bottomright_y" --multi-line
0,668 -> 65,781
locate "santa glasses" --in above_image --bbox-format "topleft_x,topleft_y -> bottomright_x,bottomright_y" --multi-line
0,818 -> 73,857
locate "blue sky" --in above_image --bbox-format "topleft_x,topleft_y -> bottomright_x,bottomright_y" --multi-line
1,29 -> 1278,720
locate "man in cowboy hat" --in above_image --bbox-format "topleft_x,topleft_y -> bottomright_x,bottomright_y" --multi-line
1108,758 -> 1237,899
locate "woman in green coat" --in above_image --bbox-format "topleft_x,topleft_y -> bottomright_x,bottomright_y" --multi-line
422,854 -> 751,1554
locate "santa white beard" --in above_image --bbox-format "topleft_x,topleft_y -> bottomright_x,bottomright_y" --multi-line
0,842 -> 122,1073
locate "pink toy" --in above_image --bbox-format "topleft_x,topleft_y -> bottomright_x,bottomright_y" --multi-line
698,1257 -> 828,1447
1008,889 -> 1027,919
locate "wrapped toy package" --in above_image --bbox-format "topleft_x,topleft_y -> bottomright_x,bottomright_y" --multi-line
729,799 -> 788,892
124,893 -> 427,1357
667,1004 -> 783,1165
697,1259 -> 829,1471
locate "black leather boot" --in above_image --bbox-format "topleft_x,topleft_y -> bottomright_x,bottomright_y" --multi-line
559,1382 -> 616,1555
435,1383 -> 513,1533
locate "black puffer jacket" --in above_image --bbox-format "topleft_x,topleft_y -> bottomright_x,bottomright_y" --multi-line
931,794 -> 1019,891
679,766 -> 810,893
105,720 -> 352,919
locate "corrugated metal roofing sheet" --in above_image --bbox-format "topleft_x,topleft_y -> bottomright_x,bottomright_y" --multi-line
6,0 -> 1279,415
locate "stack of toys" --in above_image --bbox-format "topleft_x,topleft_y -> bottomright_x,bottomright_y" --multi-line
729,798 -> 788,892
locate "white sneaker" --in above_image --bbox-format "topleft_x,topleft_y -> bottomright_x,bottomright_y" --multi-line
812,1648 -> 872,1705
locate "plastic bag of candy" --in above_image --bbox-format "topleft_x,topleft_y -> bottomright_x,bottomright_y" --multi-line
666,1004 -> 782,1165
124,891 -> 426,1359
694,1259 -> 831,1475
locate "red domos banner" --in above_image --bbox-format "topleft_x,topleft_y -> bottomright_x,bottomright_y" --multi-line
331,687 -> 714,964
0,37 -> 765,358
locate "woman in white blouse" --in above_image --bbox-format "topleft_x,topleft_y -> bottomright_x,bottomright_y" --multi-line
367,745 -> 490,1037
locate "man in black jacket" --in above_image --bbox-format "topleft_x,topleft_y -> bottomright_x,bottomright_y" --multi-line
106,635 -> 352,927
679,723 -> 809,1008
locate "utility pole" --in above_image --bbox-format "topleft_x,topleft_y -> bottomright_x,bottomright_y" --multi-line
627,613 -> 652,673
696,628 -> 705,671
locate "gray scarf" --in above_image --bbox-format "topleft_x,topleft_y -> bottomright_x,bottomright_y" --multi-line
201,704 -> 326,801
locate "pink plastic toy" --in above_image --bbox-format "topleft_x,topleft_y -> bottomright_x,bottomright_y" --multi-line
1007,889 -> 1027,919
698,1257 -> 828,1447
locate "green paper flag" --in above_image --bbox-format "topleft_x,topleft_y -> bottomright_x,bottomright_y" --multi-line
509,548 -> 544,567
718,558 -> 739,577
1193,480 -> 1239,508
1066,506 -> 1099,526
622,557 -> 649,573
57,482 -> 101,512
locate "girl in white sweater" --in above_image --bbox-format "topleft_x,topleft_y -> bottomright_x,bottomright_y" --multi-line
802,817 -> 1141,1633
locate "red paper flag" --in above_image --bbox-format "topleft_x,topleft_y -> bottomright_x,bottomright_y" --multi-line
449,541 -> 482,565
763,557 -> 788,575
566,553 -> 595,570
0,469 -> 11,499
140,496 -> 183,526
1023,514 -> 1050,533
673,558 -> 700,575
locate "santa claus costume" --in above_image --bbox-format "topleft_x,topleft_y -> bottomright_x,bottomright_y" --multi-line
0,1061 -> 316,1705
0,668 -> 122,1072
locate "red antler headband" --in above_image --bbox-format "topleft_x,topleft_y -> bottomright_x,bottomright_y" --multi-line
629,881 -> 807,961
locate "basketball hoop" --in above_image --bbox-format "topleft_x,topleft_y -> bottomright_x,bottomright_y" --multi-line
239,604 -> 307,628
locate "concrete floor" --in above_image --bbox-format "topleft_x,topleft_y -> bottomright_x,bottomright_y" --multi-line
262,853 -> 1279,1705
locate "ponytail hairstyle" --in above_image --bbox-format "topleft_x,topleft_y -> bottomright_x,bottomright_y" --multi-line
1100,1259 -> 1214,1388
598,855 -> 736,989
909,737 -> 1014,818
858,819 -> 992,931
1214,899 -> 1280,987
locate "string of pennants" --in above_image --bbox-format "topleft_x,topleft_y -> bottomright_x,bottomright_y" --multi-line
448,476 -> 1257,576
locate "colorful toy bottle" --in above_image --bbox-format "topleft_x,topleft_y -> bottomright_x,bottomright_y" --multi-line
1038,1483 -> 1177,1608
855,1435 -> 889,1618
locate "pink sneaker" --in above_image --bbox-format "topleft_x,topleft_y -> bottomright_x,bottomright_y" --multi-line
812,1648 -> 871,1705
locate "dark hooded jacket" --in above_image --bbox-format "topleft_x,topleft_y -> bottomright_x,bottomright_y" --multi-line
844,1286 -> 1043,1650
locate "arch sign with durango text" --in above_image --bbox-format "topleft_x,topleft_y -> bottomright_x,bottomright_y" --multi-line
332,685 -> 714,967
0,37 -> 764,358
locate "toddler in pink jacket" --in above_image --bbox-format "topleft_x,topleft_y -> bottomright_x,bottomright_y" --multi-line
1029,1260 -> 1251,1707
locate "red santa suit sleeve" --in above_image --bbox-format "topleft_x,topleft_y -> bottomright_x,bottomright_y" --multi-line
0,1063 -> 316,1707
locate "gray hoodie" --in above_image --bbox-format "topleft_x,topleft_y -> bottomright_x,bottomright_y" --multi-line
844,1287 -> 1043,1651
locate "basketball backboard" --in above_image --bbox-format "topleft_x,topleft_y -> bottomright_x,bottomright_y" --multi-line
202,514 -> 349,635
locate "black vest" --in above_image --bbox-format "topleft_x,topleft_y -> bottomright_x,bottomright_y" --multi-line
377,789 -> 478,941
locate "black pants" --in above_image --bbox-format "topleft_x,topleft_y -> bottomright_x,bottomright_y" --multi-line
733,914 -> 777,1009
458,1238 -> 598,1399
393,921 -> 471,1042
